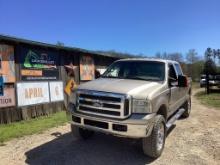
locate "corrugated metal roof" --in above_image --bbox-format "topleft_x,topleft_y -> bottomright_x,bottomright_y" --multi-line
0,34 -> 122,58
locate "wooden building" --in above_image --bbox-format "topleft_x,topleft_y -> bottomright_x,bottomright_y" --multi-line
0,35 -> 120,124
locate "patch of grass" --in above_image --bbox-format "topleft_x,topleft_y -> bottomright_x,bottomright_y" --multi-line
0,111 -> 68,144
195,91 -> 220,109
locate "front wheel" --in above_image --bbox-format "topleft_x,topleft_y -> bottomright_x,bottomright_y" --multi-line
71,125 -> 94,140
142,115 -> 166,158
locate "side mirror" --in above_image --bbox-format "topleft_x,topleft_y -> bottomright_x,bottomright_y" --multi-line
168,77 -> 178,87
178,75 -> 188,87
95,70 -> 101,79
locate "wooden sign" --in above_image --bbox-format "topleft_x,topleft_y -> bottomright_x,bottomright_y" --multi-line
0,85 -> 16,108
80,55 -> 95,80
0,44 -> 15,83
16,82 -> 50,106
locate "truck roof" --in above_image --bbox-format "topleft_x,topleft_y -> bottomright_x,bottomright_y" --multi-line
117,58 -> 179,64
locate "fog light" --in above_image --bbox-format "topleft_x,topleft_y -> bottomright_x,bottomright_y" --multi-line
72,115 -> 81,123
112,124 -> 127,132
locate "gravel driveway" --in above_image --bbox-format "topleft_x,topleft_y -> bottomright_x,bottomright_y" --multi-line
0,89 -> 219,165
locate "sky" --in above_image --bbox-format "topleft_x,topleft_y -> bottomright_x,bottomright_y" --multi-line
0,0 -> 220,57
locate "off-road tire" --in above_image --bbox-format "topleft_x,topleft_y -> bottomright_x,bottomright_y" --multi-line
71,125 -> 94,140
181,97 -> 191,118
142,115 -> 166,158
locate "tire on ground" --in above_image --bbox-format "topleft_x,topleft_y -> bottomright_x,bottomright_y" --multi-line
142,115 -> 166,158
71,125 -> 94,140
181,96 -> 191,118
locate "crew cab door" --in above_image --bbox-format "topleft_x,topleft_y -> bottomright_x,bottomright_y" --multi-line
174,63 -> 188,106
168,63 -> 180,116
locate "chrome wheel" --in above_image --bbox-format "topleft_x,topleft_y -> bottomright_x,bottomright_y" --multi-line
157,123 -> 165,151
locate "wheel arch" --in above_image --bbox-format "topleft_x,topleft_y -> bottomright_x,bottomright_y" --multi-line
156,104 -> 168,121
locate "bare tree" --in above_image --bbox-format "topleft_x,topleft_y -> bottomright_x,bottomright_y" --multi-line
155,52 -> 162,59
168,53 -> 183,62
186,49 -> 200,81
56,41 -> 65,47
186,49 -> 199,64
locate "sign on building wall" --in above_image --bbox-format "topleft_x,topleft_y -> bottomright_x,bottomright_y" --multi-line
64,78 -> 78,96
16,82 -> 50,106
80,55 -> 95,80
0,44 -> 15,83
0,85 -> 16,108
49,81 -> 64,102
20,47 -> 59,81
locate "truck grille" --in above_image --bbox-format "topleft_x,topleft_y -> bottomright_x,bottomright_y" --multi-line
76,90 -> 130,119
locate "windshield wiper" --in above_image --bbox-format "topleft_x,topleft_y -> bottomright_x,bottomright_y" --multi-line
125,77 -> 148,81
101,75 -> 120,79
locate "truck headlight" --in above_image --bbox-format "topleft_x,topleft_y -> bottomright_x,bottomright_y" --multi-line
132,99 -> 152,113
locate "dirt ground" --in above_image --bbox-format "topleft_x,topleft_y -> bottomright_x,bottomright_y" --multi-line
0,89 -> 219,165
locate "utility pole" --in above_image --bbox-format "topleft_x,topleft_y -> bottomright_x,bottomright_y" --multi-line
205,48 -> 212,94
205,48 -> 220,94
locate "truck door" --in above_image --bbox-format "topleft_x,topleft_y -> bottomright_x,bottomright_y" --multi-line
168,63 -> 179,116
174,63 -> 187,106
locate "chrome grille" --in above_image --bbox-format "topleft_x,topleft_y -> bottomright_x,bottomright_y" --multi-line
76,90 -> 130,119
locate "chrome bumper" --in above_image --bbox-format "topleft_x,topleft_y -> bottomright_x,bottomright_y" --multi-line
69,111 -> 156,138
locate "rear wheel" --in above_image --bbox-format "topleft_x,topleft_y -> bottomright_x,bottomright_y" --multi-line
142,115 -> 166,158
71,125 -> 94,140
182,97 -> 191,118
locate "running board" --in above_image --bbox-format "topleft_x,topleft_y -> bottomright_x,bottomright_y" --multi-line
166,108 -> 185,129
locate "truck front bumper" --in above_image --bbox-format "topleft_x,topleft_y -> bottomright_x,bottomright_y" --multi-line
70,112 -> 156,138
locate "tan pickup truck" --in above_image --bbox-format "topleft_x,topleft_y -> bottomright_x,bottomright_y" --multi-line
69,58 -> 192,158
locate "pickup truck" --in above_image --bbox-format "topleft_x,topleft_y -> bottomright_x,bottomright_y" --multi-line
200,74 -> 220,88
69,58 -> 192,158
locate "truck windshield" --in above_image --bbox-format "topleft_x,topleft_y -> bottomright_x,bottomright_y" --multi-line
102,61 -> 165,81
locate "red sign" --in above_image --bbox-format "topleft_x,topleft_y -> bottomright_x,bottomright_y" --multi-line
0,44 -> 15,83
0,85 -> 15,108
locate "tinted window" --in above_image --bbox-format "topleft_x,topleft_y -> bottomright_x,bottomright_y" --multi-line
102,61 -> 165,81
169,64 -> 177,80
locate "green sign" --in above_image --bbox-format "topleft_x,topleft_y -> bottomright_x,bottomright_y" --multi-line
20,46 -> 60,81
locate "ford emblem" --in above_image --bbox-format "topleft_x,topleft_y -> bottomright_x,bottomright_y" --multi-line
93,101 -> 102,108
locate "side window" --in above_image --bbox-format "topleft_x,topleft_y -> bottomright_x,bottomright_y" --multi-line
106,67 -> 120,77
174,64 -> 183,76
169,64 -> 177,80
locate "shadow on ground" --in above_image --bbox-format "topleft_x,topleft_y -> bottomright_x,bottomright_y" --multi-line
209,88 -> 220,93
25,133 -> 154,165
25,126 -> 176,165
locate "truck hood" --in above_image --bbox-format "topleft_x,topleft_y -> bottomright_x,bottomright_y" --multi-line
78,78 -> 164,99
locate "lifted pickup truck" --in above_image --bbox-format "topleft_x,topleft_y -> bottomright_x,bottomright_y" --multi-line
69,58 -> 192,158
